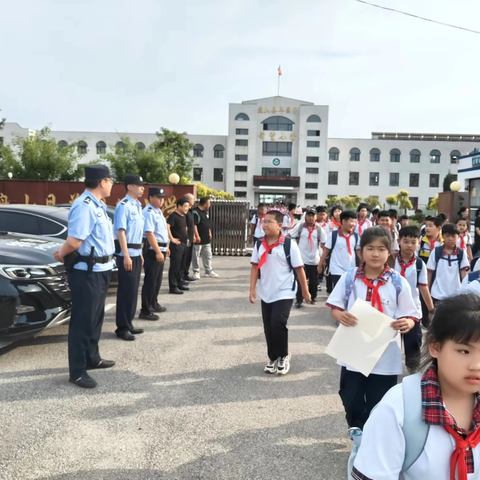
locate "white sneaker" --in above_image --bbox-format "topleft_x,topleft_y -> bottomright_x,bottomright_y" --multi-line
264,359 -> 277,374
193,272 -> 201,280
204,271 -> 219,277
277,353 -> 291,375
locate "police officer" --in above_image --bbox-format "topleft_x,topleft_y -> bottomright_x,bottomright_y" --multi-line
113,174 -> 146,341
54,165 -> 115,389
140,187 -> 170,319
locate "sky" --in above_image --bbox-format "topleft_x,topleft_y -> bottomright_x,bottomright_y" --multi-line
1,0 -> 479,138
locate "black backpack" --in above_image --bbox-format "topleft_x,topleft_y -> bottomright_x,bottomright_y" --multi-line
431,246 -> 464,285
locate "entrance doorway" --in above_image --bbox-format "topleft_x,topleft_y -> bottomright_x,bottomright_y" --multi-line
257,193 -> 297,206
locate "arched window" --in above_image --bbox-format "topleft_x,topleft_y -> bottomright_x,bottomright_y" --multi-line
193,144 -> 204,158
307,114 -> 321,123
430,149 -> 441,164
370,148 -> 381,162
235,113 -> 250,121
115,141 -> 126,153
450,150 -> 461,164
329,147 -> 339,161
96,141 -> 106,155
77,141 -> 87,154
390,148 -> 401,163
58,140 -> 68,148
262,116 -> 294,132
410,149 -> 421,163
350,147 -> 361,162
136,142 -> 146,150
213,144 -> 225,158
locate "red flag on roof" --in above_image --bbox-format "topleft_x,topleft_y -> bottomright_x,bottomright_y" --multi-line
278,66 -> 282,76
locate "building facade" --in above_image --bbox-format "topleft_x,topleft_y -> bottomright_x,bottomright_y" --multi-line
2,95 -> 479,210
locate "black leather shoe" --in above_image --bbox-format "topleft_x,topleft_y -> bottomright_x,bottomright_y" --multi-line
69,374 -> 97,389
87,359 -> 116,369
130,327 -> 144,334
154,305 -> 167,313
169,289 -> 184,295
185,276 -> 197,282
178,285 -> 190,291
138,312 -> 159,321
116,331 -> 136,341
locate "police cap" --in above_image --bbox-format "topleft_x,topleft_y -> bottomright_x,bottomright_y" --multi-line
149,187 -> 165,198
85,165 -> 112,180
125,174 -> 146,187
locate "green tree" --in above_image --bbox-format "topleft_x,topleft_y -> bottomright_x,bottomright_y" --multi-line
427,195 -> 439,212
196,182 -> 234,200
362,196 -> 380,210
0,126 -> 85,180
386,194 -> 398,207
341,195 -> 362,210
325,196 -> 340,207
443,172 -> 457,192
397,189 -> 413,212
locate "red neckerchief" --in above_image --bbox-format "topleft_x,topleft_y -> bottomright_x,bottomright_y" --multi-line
445,425 -> 480,480
357,218 -> 368,235
306,225 -> 316,250
361,277 -> 385,312
338,230 -> 353,255
459,233 -> 467,250
332,218 -> 342,228
429,236 -> 439,253
397,253 -> 416,278
257,234 -> 285,270
289,213 -> 294,226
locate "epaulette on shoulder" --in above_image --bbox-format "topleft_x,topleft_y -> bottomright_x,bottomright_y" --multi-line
84,197 -> 92,204
121,199 -> 128,205
147,207 -> 153,211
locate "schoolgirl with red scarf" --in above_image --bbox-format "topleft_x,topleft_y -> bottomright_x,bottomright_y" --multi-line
327,204 -> 343,232
456,217 -> 473,263
355,203 -> 372,236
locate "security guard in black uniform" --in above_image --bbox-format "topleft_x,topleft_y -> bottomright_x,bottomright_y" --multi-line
113,174 -> 146,341
54,165 -> 115,389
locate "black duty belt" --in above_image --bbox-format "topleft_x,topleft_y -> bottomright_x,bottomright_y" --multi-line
114,239 -> 142,251
158,242 -> 167,247
77,254 -> 114,264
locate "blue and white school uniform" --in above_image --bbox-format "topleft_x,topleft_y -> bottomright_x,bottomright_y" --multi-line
325,232 -> 360,277
251,214 -> 265,240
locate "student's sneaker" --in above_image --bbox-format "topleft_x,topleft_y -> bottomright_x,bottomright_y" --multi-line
277,354 -> 291,375
204,271 -> 219,278
348,427 -> 362,440
264,359 -> 277,374
193,272 -> 201,280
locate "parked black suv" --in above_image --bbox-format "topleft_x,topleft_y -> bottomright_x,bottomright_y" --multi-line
0,232 -> 71,347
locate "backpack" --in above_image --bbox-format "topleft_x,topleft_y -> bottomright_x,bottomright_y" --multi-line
293,222 -> 324,244
414,257 -> 424,283
467,270 -> 480,283
343,267 -> 403,308
255,236 -> 297,290
430,246 -> 464,286
325,231 -> 360,273
348,374 -> 430,478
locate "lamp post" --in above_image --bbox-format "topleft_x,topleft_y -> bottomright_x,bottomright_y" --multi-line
450,181 -> 461,192
7,172 -> 12,179
169,173 -> 180,184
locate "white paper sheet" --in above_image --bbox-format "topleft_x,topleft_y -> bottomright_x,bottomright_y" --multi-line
325,298 -> 396,377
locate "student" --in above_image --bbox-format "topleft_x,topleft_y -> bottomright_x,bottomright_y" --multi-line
427,223 -> 470,304
328,204 -> 343,232
353,293 -> 480,480
315,206 -> 328,232
389,209 -> 399,233
456,216 -> 473,263
399,214 -> 410,228
281,203 -> 297,235
458,206 -> 470,220
371,208 -> 379,226
290,209 -> 327,307
418,215 -> 443,264
377,210 -> 399,253
250,210 -> 311,375
438,212 -> 448,225
396,226 -> 435,373
326,227 -> 418,433
355,203 -> 372,236
250,203 -> 266,243
318,210 -> 360,289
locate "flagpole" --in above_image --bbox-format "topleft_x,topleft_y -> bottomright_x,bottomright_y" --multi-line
277,74 -> 280,96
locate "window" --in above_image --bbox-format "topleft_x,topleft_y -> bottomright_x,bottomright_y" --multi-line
236,139 -> 248,147
262,167 -> 291,177
305,193 -> 318,200
235,181 -> 247,187
350,147 -> 361,161
390,173 -> 399,187
77,141 -> 87,154
38,217 -> 65,236
327,194 -> 337,199
236,128 -> 248,135
328,171 -> 338,185
116,141 -> 126,153
450,150 -> 461,164
410,149 -> 421,163
193,144 -> 204,157
370,148 -> 380,162
0,212 -> 41,235
235,191 -> 247,197
430,174 -> 440,188
307,141 -> 320,148
96,141 -> 106,154
213,144 -> 225,158
409,173 -> 419,187
213,168 -> 224,182
307,115 -> 321,122
136,142 -> 146,150
58,140 -> 68,148
235,165 -> 248,172
0,137 -> 4,146
305,182 -> 318,189
349,172 -> 359,186
369,172 -> 379,186
307,130 -> 320,136
430,149 -> 441,163
329,147 -> 339,161
262,116 -> 294,131
262,142 -> 292,156
235,154 -> 248,161
410,197 -> 419,209
306,167 -> 319,174
306,156 -> 319,163
390,148 -> 401,163
193,167 -> 203,181
235,113 -> 249,121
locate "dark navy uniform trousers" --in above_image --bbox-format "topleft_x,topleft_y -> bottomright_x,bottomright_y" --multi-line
116,255 -> 142,333
141,250 -> 165,314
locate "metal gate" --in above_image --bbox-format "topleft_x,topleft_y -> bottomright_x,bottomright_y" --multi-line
209,200 -> 250,255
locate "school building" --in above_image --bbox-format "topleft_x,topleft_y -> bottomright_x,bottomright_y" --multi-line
2,95 -> 480,210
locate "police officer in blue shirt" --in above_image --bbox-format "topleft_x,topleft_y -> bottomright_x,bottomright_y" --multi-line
140,187 -> 170,319
113,174 -> 146,341
54,165 -> 116,389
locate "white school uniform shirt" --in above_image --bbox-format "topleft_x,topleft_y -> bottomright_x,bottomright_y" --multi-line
290,222 -> 327,265
354,218 -> 372,236
325,231 -> 360,276
327,220 -> 341,233
281,213 -> 295,235
457,232 -> 473,249
353,382 -> 480,480
462,278 -> 480,295
326,268 -> 418,375
394,255 -> 428,317
426,247 -> 470,300
251,237 -> 304,303
251,214 -> 264,238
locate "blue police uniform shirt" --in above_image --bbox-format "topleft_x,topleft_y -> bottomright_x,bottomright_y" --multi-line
114,194 -> 145,258
68,190 -> 115,272
143,204 -> 168,253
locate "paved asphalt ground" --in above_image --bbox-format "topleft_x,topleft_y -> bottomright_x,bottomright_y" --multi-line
0,257 -> 351,480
